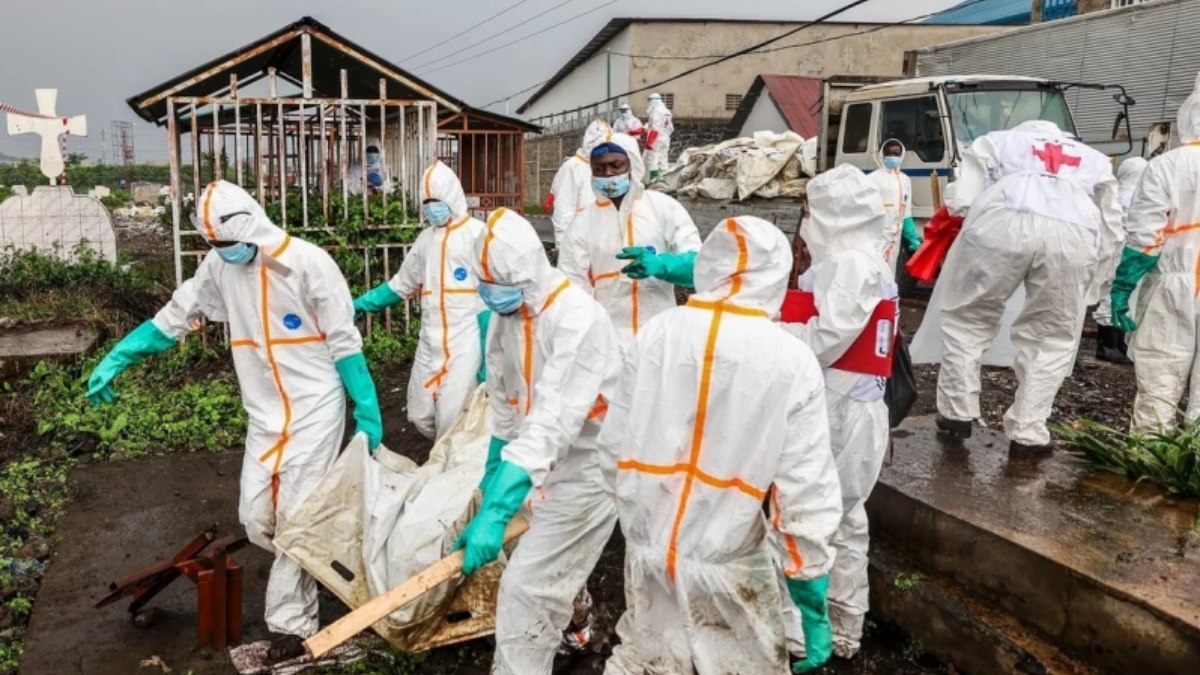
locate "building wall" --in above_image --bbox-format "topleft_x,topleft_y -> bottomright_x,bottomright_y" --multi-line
621,22 -> 1002,120
739,93 -> 790,136
520,28 -> 632,121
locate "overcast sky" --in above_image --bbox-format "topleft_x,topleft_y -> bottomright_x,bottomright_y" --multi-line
0,0 -> 959,162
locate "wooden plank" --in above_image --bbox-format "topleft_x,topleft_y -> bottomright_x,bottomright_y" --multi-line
303,515 -> 529,659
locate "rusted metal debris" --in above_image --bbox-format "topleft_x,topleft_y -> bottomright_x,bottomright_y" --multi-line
95,526 -> 248,650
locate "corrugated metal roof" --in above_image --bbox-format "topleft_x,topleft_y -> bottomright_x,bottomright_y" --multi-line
924,0 -> 1031,25
759,75 -> 824,138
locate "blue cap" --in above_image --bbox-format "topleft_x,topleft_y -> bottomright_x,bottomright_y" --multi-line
590,142 -> 627,158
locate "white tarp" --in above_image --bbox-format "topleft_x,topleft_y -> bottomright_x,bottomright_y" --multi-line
276,385 -> 502,651
910,283 -> 1022,368
653,131 -> 813,201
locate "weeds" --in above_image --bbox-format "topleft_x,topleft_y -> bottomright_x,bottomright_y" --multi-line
1054,419 -> 1200,527
0,247 -> 169,325
893,572 -> 924,592
903,637 -> 926,662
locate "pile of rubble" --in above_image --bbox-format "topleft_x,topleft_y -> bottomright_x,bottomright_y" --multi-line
652,130 -> 817,201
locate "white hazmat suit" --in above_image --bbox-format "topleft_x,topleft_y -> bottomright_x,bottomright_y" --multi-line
935,121 -> 1122,447
473,208 -> 622,674
1123,74 -> 1200,431
867,140 -> 914,275
598,216 -> 842,674
1093,156 -> 1149,328
559,133 -> 702,352
613,105 -> 644,137
644,94 -> 674,179
548,120 -> 613,249
784,164 -> 895,658
153,181 -> 364,637
389,162 -> 486,439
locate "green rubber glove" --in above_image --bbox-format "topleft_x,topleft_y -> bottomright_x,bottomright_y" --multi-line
1110,246 -> 1160,332
476,310 -> 491,384
86,320 -> 177,406
353,283 -> 402,320
616,247 -> 697,289
334,352 -> 384,450
787,575 -> 833,673
478,436 -> 509,494
453,460 -> 531,575
902,216 -> 923,252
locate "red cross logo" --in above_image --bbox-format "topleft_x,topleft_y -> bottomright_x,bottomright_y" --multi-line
1032,142 -> 1082,174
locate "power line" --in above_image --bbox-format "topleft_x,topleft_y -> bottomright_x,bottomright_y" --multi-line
481,79 -> 550,110
417,0 -> 621,77
398,0 -> 537,65
408,0 -> 587,72
526,0 -> 990,120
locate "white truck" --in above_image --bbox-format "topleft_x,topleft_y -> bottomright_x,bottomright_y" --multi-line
820,74 -> 1132,292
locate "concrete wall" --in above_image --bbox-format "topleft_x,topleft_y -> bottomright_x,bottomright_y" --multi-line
521,28 -> 632,120
622,22 -> 1002,120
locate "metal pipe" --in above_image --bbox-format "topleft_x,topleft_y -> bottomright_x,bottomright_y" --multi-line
360,103 -> 368,224
167,99 -> 183,287
319,105 -> 330,227
190,103 -> 200,205
340,69 -> 349,222
254,104 -> 264,206
231,74 -> 242,186
379,79 -> 388,213
299,103 -> 309,229
278,101 -> 286,227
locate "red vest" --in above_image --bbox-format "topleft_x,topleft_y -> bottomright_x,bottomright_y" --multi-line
780,290 -> 896,377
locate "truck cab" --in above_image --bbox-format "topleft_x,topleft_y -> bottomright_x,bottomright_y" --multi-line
833,76 -> 1079,220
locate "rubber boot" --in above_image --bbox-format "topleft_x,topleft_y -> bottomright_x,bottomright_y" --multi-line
1095,325 -> 1133,365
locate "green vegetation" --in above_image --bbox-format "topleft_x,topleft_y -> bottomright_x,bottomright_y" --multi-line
893,572 -> 924,592
99,188 -> 132,210
1055,419 -> 1200,527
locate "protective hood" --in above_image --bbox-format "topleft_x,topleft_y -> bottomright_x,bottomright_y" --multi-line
693,216 -> 791,314
603,132 -> 646,185
421,160 -> 469,219
647,97 -> 668,117
193,180 -> 290,267
1012,119 -> 1065,137
1116,156 -> 1148,207
876,138 -> 906,170
472,207 -> 562,312
801,164 -> 886,261
580,119 -> 614,156
1178,71 -> 1200,144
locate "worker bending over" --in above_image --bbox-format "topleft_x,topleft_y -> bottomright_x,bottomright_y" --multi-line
934,120 -> 1121,455
354,161 -> 487,440
86,180 -> 383,661
453,208 -> 621,674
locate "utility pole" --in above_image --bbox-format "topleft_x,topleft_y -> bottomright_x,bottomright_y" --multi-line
606,49 -> 612,116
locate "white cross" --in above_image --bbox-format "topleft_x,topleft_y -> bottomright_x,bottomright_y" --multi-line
5,89 -> 87,183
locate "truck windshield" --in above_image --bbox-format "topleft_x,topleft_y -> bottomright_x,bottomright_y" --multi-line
948,89 -> 1076,143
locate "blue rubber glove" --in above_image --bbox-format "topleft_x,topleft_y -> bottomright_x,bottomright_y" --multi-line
334,352 -> 384,451
476,310 -> 491,384
616,247 -> 697,289
478,436 -> 509,494
453,461 -> 531,575
1110,246 -> 1160,332
901,216 -> 923,252
787,575 -> 833,673
86,320 -> 177,406
353,283 -> 402,320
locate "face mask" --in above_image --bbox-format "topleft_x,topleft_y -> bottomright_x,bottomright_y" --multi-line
214,242 -> 257,265
883,156 -> 903,170
478,282 -> 524,315
366,152 -> 380,165
592,173 -> 631,199
423,201 -> 453,227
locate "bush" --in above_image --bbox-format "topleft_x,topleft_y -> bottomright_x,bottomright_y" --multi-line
0,247 -> 169,324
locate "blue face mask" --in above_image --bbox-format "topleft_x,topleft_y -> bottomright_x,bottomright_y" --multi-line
423,201 -> 453,227
882,155 -> 903,170
366,152 -> 380,165
478,282 -> 524,315
214,242 -> 257,265
592,173 -> 631,199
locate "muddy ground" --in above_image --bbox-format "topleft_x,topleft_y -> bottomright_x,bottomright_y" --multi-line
9,217 -> 1141,674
